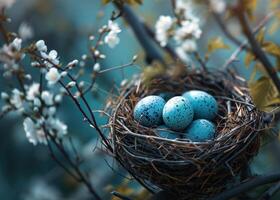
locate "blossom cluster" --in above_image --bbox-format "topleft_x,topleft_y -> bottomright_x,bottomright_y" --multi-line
154,0 -> 225,63
0,15 -> 123,146
0,38 -> 68,145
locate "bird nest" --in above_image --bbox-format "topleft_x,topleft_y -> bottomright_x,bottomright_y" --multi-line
108,69 -> 264,199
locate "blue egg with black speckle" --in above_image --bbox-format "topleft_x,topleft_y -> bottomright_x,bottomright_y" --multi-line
133,95 -> 166,127
185,119 -> 216,142
182,90 -> 218,120
163,96 -> 194,131
156,125 -> 181,140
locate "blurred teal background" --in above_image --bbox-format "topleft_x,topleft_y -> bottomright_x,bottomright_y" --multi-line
1,0 -> 280,199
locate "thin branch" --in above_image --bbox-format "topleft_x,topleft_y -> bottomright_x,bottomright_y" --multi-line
111,191 -> 133,200
210,173 -> 280,200
212,11 -> 250,51
258,181 -> 280,200
237,5 -> 280,92
223,11 -> 275,69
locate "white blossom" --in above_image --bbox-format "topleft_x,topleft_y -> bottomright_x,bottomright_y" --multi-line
67,59 -> 78,67
181,39 -> 197,52
45,67 -> 60,85
104,32 -> 120,48
174,20 -> 202,42
10,89 -> 23,109
61,71 -> 67,77
176,46 -> 191,63
47,118 -> 67,137
1,92 -> 9,100
155,15 -> 173,47
23,117 -> 46,145
26,83 -> 40,100
107,20 -> 121,34
33,98 -> 41,107
18,22 -> 33,40
93,63 -> 101,72
104,20 -> 121,48
11,38 -> 22,51
41,50 -> 59,67
41,91 -> 53,105
35,40 -> 47,52
210,0 -> 226,14
66,81 -> 76,88
54,94 -> 63,103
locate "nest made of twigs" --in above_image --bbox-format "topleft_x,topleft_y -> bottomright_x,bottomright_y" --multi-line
108,69 -> 264,200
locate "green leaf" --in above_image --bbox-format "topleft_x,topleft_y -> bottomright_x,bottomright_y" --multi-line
207,37 -> 229,54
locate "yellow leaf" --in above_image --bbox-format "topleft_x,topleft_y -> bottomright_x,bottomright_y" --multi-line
207,37 -> 229,54
249,76 -> 279,111
243,0 -> 258,20
256,28 -> 265,44
245,52 -> 255,67
255,62 -> 269,77
262,41 -> 280,57
265,97 -> 280,107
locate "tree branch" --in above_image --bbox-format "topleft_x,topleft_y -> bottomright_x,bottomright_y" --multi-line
237,5 -> 280,92
212,11 -> 250,51
113,3 -> 166,66
210,173 -> 280,200
222,11 -> 273,69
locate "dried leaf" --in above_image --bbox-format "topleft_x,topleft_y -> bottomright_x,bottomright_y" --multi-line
207,37 -> 229,54
249,76 -> 279,111
265,97 -> 280,107
244,52 -> 255,67
262,41 -> 280,57
256,28 -> 266,44
243,0 -> 258,20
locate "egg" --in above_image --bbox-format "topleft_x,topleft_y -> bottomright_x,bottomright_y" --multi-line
182,90 -> 218,120
156,125 -> 181,140
133,95 -> 166,127
185,119 -> 216,142
162,96 -> 194,131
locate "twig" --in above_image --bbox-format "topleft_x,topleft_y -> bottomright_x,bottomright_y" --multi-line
212,11 -> 250,51
193,52 -> 208,71
98,62 -> 137,74
210,173 -> 280,200
223,11 -> 274,69
111,191 -> 133,200
258,181 -> 280,200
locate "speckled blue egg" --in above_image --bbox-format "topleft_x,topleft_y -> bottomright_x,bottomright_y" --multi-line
133,95 -> 166,127
182,90 -> 218,120
185,119 -> 216,142
156,125 -> 181,140
162,96 -> 194,131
